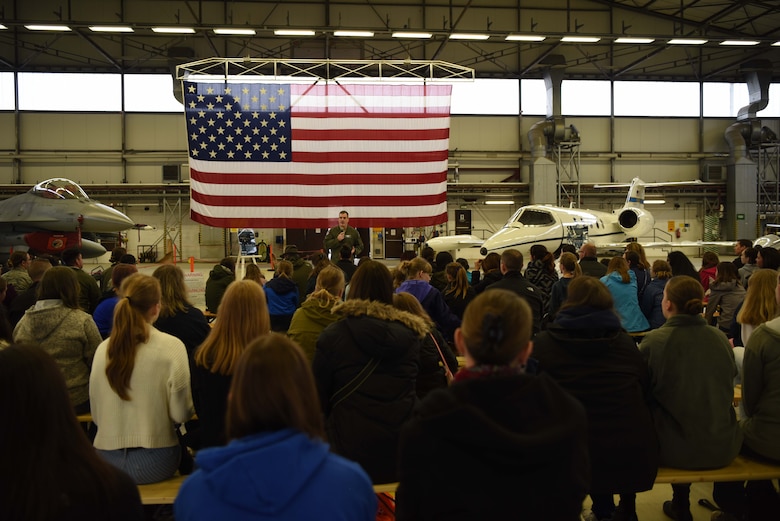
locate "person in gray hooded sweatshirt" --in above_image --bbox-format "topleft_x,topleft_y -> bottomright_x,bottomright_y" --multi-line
13,266 -> 102,414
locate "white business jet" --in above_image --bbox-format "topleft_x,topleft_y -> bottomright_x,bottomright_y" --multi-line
426,178 -> 733,259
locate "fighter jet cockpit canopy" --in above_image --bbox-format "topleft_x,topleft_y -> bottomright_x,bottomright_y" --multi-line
31,178 -> 89,201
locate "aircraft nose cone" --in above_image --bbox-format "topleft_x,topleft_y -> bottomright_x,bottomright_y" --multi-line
79,203 -> 135,232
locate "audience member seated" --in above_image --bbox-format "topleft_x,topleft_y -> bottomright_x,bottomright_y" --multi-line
174,333 -> 376,521
430,251 -> 453,292
288,265 -> 345,362
204,257 -> 235,313
471,252 -> 502,293
699,251 -> 720,295
393,291 -> 458,399
395,289 -> 589,520
487,249 -> 546,336
731,269 -> 779,368
61,247 -> 101,313
92,263 -> 138,338
313,260 -> 426,484
0,343 -> 143,520
243,263 -> 266,286
305,255 -> 332,296
281,245 -> 312,302
8,257 -> 51,327
639,276 -> 742,521
548,251 -> 581,319
756,246 -> 780,271
2,250 -> 32,294
640,259 -> 673,330
193,280 -> 271,449
578,242 -> 607,278
335,245 -> 357,284
89,273 -> 194,484
732,239 -> 753,269
624,249 -> 650,300
704,262 -> 746,336
525,244 -> 559,298
600,257 -> 650,333
738,247 -> 759,289
14,266 -> 102,414
396,257 -> 461,341
667,251 -> 700,282
100,246 -> 127,293
442,261 -> 475,320
534,276 -> 659,521
713,269 -> 780,520
264,259 -> 300,333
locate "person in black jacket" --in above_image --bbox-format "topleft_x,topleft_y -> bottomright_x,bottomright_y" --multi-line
395,289 -> 589,521
313,260 -> 427,484
472,252 -> 502,294
486,248 -> 546,336
534,276 -> 659,521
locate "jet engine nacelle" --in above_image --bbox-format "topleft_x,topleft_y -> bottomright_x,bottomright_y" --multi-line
617,207 -> 655,238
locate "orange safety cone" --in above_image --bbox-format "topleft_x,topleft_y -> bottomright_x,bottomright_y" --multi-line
189,256 -> 195,273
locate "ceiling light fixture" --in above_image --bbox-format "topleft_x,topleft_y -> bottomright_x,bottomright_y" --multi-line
644,199 -> 666,205
505,34 -> 546,42
561,36 -> 601,43
392,31 -> 433,39
484,200 -> 515,205
773,41 -> 780,47
89,26 -> 134,33
449,33 -> 490,40
0,25 -> 7,30
152,27 -> 196,34
615,37 -> 654,44
668,38 -> 707,45
274,29 -> 316,36
25,24 -> 71,31
213,28 -> 256,35
720,40 -> 759,46
333,30 -> 374,37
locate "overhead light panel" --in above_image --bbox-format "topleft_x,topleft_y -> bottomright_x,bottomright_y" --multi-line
333,30 -> 374,37
214,28 -> 256,35
152,27 -> 196,34
773,41 -> 780,47
561,36 -> 601,43
25,24 -> 71,31
89,26 -> 134,33
274,29 -> 316,36
720,40 -> 759,46
0,25 -> 7,30
668,38 -> 707,45
644,199 -> 666,205
449,33 -> 490,40
392,31 -> 433,39
615,37 -> 654,44
485,200 -> 515,205
506,34 -> 546,42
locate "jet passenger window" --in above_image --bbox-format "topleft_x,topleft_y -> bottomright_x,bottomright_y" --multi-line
516,209 -> 555,226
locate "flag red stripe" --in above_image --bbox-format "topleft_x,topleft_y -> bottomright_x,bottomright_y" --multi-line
291,128 -> 449,140
190,213 -> 448,229
191,191 -> 446,207
290,150 -> 448,163
190,170 -> 446,185
292,111 -> 450,118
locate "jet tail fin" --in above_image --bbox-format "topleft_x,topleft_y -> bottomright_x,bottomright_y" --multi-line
624,177 -> 646,209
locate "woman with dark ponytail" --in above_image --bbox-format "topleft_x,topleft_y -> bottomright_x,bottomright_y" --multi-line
525,244 -> 559,297
639,276 -> 741,521
396,289 -> 589,520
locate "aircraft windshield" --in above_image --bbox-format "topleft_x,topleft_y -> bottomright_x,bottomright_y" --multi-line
515,209 -> 555,226
30,179 -> 89,201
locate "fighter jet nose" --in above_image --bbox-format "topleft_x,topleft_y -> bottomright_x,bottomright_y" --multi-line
79,203 -> 134,232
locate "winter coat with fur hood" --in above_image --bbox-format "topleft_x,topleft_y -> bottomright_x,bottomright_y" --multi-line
313,299 -> 427,484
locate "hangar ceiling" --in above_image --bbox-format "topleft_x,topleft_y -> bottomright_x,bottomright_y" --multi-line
1,0 -> 779,82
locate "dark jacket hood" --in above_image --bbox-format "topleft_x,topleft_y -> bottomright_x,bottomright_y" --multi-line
266,275 -> 298,295
195,429 -> 329,515
209,264 -> 233,280
396,279 -> 434,303
545,306 -> 624,355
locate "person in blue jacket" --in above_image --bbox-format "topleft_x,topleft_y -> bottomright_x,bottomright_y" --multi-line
600,256 -> 650,333
264,260 -> 300,333
396,256 -> 460,341
174,333 -> 377,521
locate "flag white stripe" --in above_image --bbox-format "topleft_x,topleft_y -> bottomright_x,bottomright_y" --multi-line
191,180 -> 447,197
291,139 -> 449,153
189,158 -> 447,175
292,116 -> 450,130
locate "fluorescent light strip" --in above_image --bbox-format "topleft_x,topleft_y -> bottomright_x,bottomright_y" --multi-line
214,28 -> 256,35
89,26 -> 134,33
333,30 -> 374,37
152,27 -> 196,34
449,33 -> 490,40
506,34 -> 546,42
26,24 -> 71,31
644,200 -> 666,205
0,25 -> 7,30
274,29 -> 316,36
484,200 -> 514,205
615,37 -> 654,44
392,31 -> 433,39
773,41 -> 780,47
720,40 -> 759,46
668,38 -> 707,45
561,36 -> 601,43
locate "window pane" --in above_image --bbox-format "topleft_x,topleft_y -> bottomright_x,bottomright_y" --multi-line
451,78 -> 519,115
520,79 -> 546,115
703,82 -> 780,118
18,73 -> 121,111
0,73 -> 14,110
124,74 -> 184,112
562,80 -> 611,116
614,81 -> 700,117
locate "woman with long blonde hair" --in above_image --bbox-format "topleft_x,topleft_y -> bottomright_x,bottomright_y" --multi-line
193,280 -> 271,448
89,273 -> 193,484
288,265 -> 345,361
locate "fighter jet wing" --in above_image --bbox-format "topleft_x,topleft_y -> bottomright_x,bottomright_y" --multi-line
598,240 -> 736,250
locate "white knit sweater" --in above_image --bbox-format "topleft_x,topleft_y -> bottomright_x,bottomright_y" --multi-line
90,327 -> 194,450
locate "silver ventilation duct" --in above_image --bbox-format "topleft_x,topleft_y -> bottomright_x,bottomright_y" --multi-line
725,60 -> 774,162
527,55 -> 566,159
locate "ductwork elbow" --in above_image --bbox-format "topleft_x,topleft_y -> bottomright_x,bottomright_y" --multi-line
725,122 -> 750,162
528,119 -> 554,159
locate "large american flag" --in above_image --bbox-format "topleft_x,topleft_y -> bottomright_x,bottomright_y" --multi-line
183,81 -> 452,228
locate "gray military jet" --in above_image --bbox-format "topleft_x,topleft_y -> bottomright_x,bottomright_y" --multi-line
0,178 -> 134,258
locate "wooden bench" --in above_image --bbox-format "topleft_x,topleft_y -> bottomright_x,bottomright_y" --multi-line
654,455 -> 780,484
